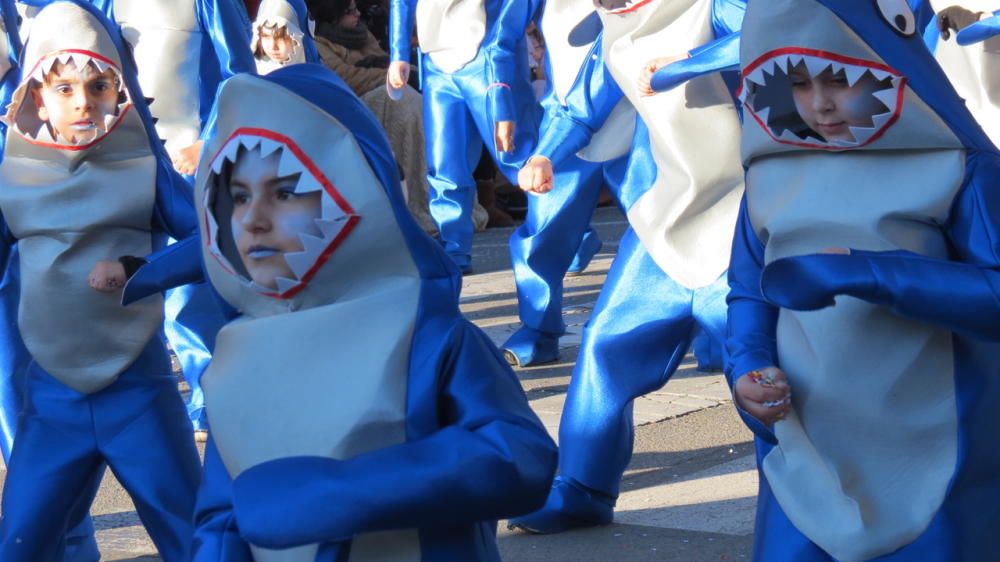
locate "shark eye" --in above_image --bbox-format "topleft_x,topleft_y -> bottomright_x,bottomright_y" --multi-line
875,0 -> 917,36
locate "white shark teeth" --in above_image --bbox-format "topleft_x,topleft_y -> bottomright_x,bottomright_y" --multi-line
293,173 -> 323,194
745,65 -> 766,88
871,88 -> 898,110
277,148 -> 305,178
803,56 -> 830,78
104,113 -> 117,129
770,54 -> 790,74
282,232 -> 329,279
237,135 -> 261,151
56,52 -> 73,67
211,139 -> 242,173
847,125 -> 875,144
321,195 -> 348,221
755,106 -> 771,126
314,217 -> 347,239
871,111 -> 894,130
869,68 -> 892,82
843,65 -> 867,87
35,123 -> 55,143
258,137 -> 282,158
274,276 -> 300,294
91,58 -> 110,73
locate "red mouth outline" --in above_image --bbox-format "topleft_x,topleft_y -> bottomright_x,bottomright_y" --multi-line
738,47 -> 907,151
204,127 -> 361,300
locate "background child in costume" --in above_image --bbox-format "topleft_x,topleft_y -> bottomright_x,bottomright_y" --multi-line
509,0 -> 746,534
729,1 -> 1000,560
497,0 -> 619,368
0,2 -> 202,561
184,65 -> 556,561
387,0 -> 542,273
250,0 -> 319,74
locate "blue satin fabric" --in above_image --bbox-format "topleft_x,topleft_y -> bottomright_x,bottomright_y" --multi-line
0,0 -> 25,464
391,0 -> 542,268
192,66 -> 555,561
557,228 -> 728,497
0,4 -> 201,561
0,340 -> 201,562
508,155 -> 622,340
958,11 -> 1000,45
420,50 -> 541,268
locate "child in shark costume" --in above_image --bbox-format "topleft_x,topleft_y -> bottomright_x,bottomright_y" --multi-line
0,2 -> 202,561
510,0 -> 746,533
189,65 -> 557,561
250,0 -> 319,74
729,1 -> 1000,560
388,0 -> 541,272
498,0 -> 628,367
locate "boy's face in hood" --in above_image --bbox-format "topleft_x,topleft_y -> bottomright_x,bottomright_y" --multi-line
31,58 -> 122,145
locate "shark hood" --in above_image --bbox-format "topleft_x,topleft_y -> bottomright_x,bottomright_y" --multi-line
739,0 -> 996,161
251,0 -> 319,74
198,64 -> 459,318
3,0 -> 157,155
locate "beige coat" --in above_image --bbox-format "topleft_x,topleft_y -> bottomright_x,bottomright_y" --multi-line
315,32 -> 387,97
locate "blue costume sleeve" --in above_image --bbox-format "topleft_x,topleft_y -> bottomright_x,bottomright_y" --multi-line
533,36 -> 625,168
192,437 -> 254,561
388,0 -> 416,63
151,167 -> 199,241
957,11 -> 1000,46
228,320 -> 557,550
760,151 -> 1000,343
197,0 -> 257,79
651,0 -> 744,92
725,198 -> 779,444
483,0 -> 543,123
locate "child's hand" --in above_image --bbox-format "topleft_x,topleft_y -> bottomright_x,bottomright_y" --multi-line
517,156 -> 554,195
172,140 -> 204,176
495,120 -> 516,153
938,6 -> 986,40
638,53 -> 690,97
89,260 -> 127,293
734,367 -> 792,425
388,61 -> 410,90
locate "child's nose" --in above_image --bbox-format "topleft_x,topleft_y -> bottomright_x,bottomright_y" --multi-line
812,87 -> 835,112
76,90 -> 95,110
243,200 -> 271,231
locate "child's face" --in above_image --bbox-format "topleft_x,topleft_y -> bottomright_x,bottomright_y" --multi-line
789,62 -> 874,144
338,2 -> 361,28
30,60 -> 120,144
228,148 -> 322,289
260,27 -> 294,63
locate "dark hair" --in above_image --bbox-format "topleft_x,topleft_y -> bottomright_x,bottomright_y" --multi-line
306,0 -> 353,24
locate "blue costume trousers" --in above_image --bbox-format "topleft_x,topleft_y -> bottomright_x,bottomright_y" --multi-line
421,53 -> 539,269
0,339 -> 201,562
558,228 -> 728,497
508,155 -> 623,337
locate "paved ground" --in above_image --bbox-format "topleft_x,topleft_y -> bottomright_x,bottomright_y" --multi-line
0,206 -> 758,560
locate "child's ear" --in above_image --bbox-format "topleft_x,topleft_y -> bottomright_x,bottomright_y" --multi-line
30,88 -> 48,122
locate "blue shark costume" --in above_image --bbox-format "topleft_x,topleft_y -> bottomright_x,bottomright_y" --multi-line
250,0 -> 319,74
500,0 -> 630,367
0,2 -> 201,561
96,0 -> 255,432
728,1 -> 1000,560
510,0 -> 745,533
389,0 -> 542,272
185,65 -> 556,561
